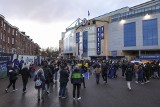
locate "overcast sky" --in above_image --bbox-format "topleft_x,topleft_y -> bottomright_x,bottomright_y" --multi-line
0,0 -> 149,49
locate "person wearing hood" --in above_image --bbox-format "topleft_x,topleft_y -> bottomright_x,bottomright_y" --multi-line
34,68 -> 45,101
20,63 -> 31,93
5,66 -> 18,93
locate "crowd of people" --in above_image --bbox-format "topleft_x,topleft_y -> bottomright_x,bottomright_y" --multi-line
4,58 -> 160,102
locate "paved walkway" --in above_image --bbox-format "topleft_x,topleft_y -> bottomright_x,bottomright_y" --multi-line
0,70 -> 160,107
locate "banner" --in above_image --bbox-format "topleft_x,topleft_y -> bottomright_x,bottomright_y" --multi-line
82,72 -> 89,79
0,53 -> 13,79
97,27 -> 101,55
0,62 -> 7,79
83,31 -> 88,54
0,52 -> 13,63
76,32 -> 80,55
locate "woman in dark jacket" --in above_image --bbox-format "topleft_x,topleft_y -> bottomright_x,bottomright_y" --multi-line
71,67 -> 83,100
125,63 -> 133,91
20,64 -> 31,93
59,65 -> 69,98
5,67 -> 18,93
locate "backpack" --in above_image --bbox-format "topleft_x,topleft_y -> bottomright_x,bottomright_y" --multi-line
35,76 -> 42,88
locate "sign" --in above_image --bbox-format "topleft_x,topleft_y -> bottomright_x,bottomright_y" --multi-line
139,55 -> 160,60
0,62 -> 7,79
0,52 -> 13,79
97,27 -> 101,55
100,26 -> 104,39
82,18 -> 87,26
0,52 -> 13,63
76,32 -> 80,55
83,31 -> 88,54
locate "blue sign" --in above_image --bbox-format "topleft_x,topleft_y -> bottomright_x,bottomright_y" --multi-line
76,32 -> 80,55
139,55 -> 160,60
83,31 -> 88,53
97,27 -> 101,55
0,53 -> 13,63
0,53 -> 13,79
76,32 -> 79,43
100,26 -> 104,39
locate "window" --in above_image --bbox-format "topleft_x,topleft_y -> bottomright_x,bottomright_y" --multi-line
2,47 -> 5,52
12,29 -> 14,35
1,21 -> 3,27
8,28 -> 10,33
8,37 -> 10,43
0,32 -> 2,39
143,18 -> 158,46
124,22 -> 136,47
12,38 -> 14,44
0,45 -> 2,52
111,51 -> 117,56
16,31 -> 18,36
3,24 -> 5,30
3,34 -> 5,41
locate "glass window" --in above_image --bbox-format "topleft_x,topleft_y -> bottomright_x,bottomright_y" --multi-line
128,12 -> 132,18
8,37 -> 10,43
8,28 -> 10,33
16,31 -> 18,36
1,21 -> 3,27
143,19 -> 158,46
0,32 -> 2,39
3,24 -> 5,30
12,29 -> 14,35
111,51 -> 117,56
12,38 -> 14,44
124,22 -> 136,47
3,34 -> 6,41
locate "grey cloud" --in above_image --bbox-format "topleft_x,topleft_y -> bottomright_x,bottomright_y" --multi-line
0,0 -> 149,23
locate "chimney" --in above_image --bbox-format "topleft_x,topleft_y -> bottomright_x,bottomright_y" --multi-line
21,32 -> 25,35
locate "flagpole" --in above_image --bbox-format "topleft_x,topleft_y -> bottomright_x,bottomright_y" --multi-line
88,10 -> 90,20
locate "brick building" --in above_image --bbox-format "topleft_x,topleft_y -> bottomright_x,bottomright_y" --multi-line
0,14 -> 41,55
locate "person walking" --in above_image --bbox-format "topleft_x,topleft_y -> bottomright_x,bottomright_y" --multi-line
71,67 -> 83,100
5,66 -> 18,93
20,63 -> 31,93
42,61 -> 52,94
95,64 -> 101,84
101,61 -> 108,84
121,61 -> 127,77
125,63 -> 133,91
137,64 -> 144,84
59,65 -> 69,98
81,62 -> 87,88
34,69 -> 45,101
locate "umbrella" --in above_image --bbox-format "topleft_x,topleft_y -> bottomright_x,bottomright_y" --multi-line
130,60 -> 142,63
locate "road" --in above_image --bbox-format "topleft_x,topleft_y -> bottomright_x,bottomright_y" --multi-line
0,70 -> 160,107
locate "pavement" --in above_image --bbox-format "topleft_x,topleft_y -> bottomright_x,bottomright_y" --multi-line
0,70 -> 160,107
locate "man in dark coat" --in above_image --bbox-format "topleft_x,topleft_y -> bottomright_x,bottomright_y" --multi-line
20,63 -> 31,93
81,63 -> 87,88
59,65 -> 69,98
101,61 -> 108,83
42,61 -> 52,94
125,63 -> 133,91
